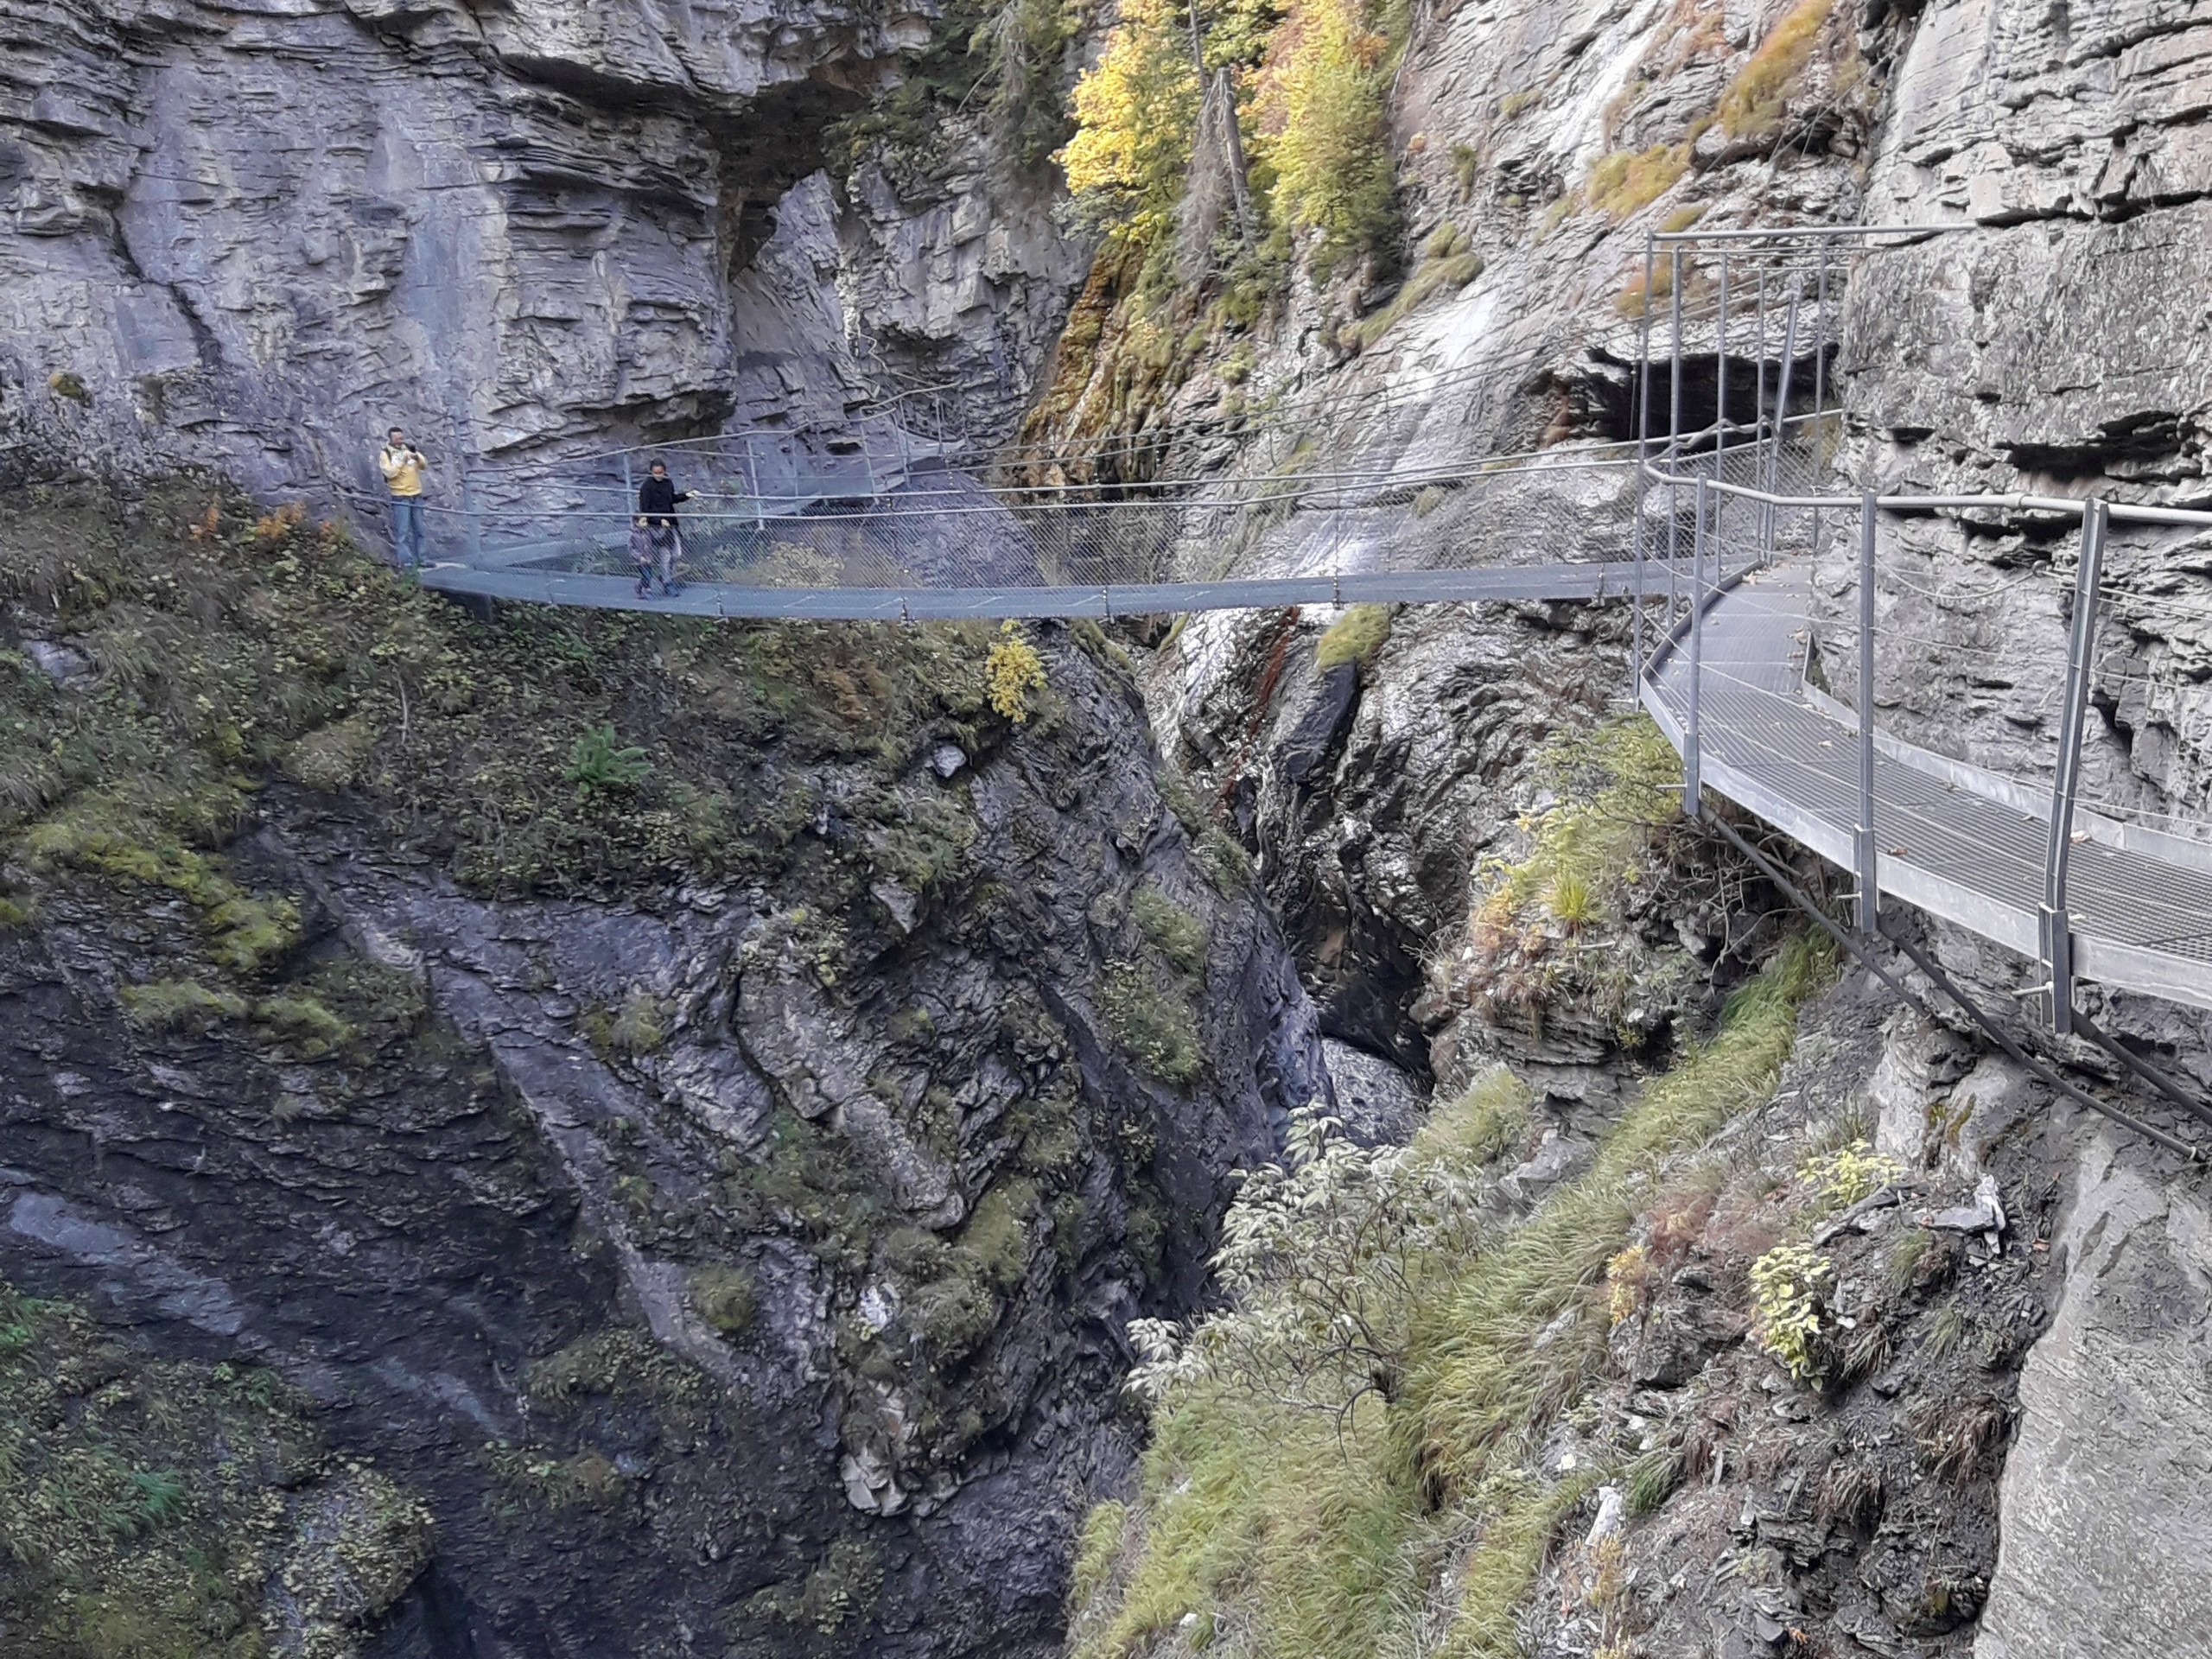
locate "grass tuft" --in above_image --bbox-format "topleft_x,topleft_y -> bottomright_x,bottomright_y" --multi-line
1341,248 -> 1485,351
1418,1066 -> 1535,1168
1716,0 -> 1835,143
1313,604 -> 1394,671
690,1264 -> 758,1335
119,977 -> 250,1033
1195,827 -> 1253,896
1586,143 -> 1688,219
1885,1226 -> 1932,1294
1132,882 -> 1209,974
254,994 -> 354,1057
1070,1498 -> 1130,1614
1101,964 -> 1209,1085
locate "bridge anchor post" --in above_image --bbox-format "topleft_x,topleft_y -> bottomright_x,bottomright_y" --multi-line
1854,492 -> 1877,932
2041,498 -> 2107,1035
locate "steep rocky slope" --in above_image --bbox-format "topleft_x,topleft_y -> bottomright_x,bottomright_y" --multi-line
0,480 -> 1325,1655
9,0 -> 2212,1650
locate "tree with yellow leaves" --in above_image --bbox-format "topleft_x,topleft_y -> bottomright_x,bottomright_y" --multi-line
1256,0 -> 1397,270
1058,0 -> 1204,245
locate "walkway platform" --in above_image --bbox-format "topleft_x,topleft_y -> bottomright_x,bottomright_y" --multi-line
1642,568 -> 2212,1014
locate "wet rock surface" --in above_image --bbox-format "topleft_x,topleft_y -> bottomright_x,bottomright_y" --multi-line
1156,594 -> 1633,1079
0,0 -> 1088,513
1119,0 -> 2212,1645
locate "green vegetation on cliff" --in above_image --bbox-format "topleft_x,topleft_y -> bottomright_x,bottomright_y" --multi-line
0,1277 -> 430,1657
1037,0 -> 1414,457
0,476 -> 1020,931
1067,936 -> 1834,1659
829,0 -> 1076,186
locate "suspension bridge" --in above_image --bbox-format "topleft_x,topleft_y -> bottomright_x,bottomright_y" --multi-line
405,225 -> 2212,1052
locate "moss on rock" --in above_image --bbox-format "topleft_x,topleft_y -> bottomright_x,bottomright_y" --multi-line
0,1277 -> 430,1658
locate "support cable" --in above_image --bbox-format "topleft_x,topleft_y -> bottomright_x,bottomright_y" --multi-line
2066,1004 -> 2212,1132
1702,811 -> 2208,1164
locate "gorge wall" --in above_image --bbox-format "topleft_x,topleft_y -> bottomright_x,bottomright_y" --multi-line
7,0 -> 2212,1654
0,0 -> 1084,503
0,478 -> 1328,1656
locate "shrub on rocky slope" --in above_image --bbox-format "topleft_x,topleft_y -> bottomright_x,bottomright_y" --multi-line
1068,935 -> 1834,1658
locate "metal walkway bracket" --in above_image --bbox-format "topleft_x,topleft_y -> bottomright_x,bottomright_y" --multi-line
2043,498 -> 2108,1035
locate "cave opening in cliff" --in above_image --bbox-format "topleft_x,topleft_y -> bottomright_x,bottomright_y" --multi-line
1605,343 -> 1840,448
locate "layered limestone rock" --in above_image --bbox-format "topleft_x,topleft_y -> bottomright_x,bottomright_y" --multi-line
0,0 -> 1094,508
1977,1120 -> 2212,1659
1090,0 -> 2212,1651
1825,0 -> 2212,855
839,115 -> 1095,440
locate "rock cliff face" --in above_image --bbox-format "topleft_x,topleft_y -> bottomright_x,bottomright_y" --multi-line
0,485 -> 1325,1655
838,117 -> 1095,439
1074,0 -> 2212,1653
11,0 -> 2212,1650
0,0 -> 1087,503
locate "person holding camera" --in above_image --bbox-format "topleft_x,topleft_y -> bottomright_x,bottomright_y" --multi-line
378,426 -> 429,569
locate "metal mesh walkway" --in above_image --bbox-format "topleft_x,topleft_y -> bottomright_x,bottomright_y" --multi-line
410,443 -> 1645,618
400,209 -> 2212,1022
416,556 -> 1638,620
1643,561 -> 2212,1014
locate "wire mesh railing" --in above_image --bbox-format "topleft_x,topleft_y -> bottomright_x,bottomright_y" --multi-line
415,446 -> 1649,600
1626,223 -> 2212,1027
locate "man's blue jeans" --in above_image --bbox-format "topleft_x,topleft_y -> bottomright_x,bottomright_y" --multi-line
388,497 -> 427,568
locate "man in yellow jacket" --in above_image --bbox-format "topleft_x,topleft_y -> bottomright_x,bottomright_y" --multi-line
378,426 -> 429,569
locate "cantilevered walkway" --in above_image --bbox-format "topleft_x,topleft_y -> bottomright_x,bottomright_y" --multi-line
1642,563 -> 2212,1017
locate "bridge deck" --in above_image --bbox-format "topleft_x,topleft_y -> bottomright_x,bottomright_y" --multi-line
413,481 -> 2212,1017
1643,567 -> 2212,1014
414,558 -> 1635,620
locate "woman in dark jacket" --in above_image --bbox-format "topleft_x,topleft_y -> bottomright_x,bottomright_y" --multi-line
633,460 -> 690,595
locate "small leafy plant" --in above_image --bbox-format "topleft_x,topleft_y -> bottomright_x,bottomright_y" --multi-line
1799,1138 -> 1904,1212
985,623 -> 1048,722
1750,1241 -> 1834,1382
563,724 -> 652,796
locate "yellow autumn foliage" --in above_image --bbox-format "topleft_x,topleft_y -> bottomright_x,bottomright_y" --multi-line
1058,0 -> 1202,244
985,623 -> 1049,722
1255,0 -> 1396,267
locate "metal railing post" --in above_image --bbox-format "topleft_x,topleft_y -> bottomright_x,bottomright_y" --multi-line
1685,475 -> 1708,818
1632,228 -> 1656,688
1767,279 -> 1802,559
2042,499 -> 2107,1034
1668,246 -> 1684,631
1811,238 -> 1831,559
1713,254 -> 1729,571
1754,260 -> 1769,494
1855,492 -> 1878,932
